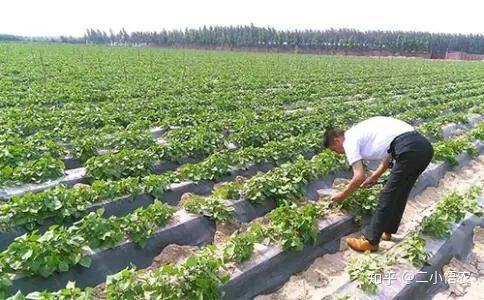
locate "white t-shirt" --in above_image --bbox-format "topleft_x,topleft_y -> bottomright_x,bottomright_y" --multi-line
343,117 -> 414,166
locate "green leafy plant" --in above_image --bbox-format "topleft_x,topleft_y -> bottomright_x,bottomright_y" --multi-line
0,199 -> 175,284
177,152 -> 233,181
0,226 -> 92,277
0,275 -> 12,300
75,208 -> 125,249
163,126 -> 226,161
418,112 -> 468,139
122,200 -> 176,246
105,266 -> 145,300
0,133 -> 65,167
243,155 -> 317,205
347,251 -> 384,294
147,246 -> 228,299
0,133 -> 66,188
435,192 -> 466,223
421,186 -> 483,240
268,203 -> 319,250
223,230 -> 256,263
420,213 -> 452,239
433,137 -> 477,165
396,230 -> 430,267
85,148 -> 156,180
0,184 -> 97,231
8,281 -> 93,300
462,185 -> 483,216
213,178 -> 245,200
140,173 -> 174,198
0,156 -> 65,187
179,194 -> 234,222
338,187 -> 379,223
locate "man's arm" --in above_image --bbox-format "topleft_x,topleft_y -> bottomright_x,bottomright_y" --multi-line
331,160 -> 366,202
361,154 -> 391,187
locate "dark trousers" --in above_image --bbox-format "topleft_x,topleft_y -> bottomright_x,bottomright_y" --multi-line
364,131 -> 433,245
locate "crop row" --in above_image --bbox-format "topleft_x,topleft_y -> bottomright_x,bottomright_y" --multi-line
11,166 -> 478,299
1,104 -> 481,239
1,78 -> 483,189
343,186 -> 482,295
0,148 -> 372,297
83,96 -> 484,181
3,97 -> 476,238
0,131 -> 324,231
3,43 -> 484,110
1,121 -> 482,295
0,45 -> 482,185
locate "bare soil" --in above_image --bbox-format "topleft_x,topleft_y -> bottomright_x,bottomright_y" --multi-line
147,244 -> 198,271
214,221 -> 238,248
433,227 -> 484,299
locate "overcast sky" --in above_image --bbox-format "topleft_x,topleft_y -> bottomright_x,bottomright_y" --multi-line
1,0 -> 483,37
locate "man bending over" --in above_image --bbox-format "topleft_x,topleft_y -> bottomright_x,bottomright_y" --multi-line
324,116 -> 433,252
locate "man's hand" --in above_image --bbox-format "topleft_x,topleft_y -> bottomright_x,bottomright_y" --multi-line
361,155 -> 391,189
331,192 -> 346,203
332,161 -> 365,203
360,176 -> 377,188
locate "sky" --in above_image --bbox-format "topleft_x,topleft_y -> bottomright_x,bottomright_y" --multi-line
1,0 -> 483,37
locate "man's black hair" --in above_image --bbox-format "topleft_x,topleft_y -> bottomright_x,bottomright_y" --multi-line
323,127 -> 345,148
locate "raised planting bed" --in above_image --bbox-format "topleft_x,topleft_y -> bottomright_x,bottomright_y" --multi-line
0,156 -> 191,200
334,209 -> 484,299
0,168 -> 87,200
5,186 -> 317,294
0,182 -> 209,251
219,151 -> 483,299
0,162 -> 352,296
227,198 -> 277,223
0,155 -> 315,250
440,114 -> 483,141
2,145 -> 480,296
61,156 -> 83,170
1,132 -> 233,199
409,141 -> 484,199
442,123 -> 466,140
467,114 -> 484,128
151,156 -> 199,174
7,210 -> 215,294
58,126 -> 169,171
226,166 -> 351,224
219,212 -> 358,300
318,181 -> 484,299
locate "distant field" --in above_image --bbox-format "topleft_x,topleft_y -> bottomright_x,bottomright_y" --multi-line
0,42 -> 483,298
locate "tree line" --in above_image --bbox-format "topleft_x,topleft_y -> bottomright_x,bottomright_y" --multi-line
3,25 -> 484,54
83,26 -> 484,54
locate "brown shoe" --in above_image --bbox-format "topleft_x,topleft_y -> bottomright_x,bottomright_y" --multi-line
381,232 -> 392,241
346,237 -> 378,252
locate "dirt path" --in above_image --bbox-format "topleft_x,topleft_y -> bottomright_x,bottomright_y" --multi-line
432,227 -> 484,300
256,156 -> 484,300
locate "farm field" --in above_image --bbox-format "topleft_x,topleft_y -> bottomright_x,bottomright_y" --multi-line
0,42 -> 483,299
